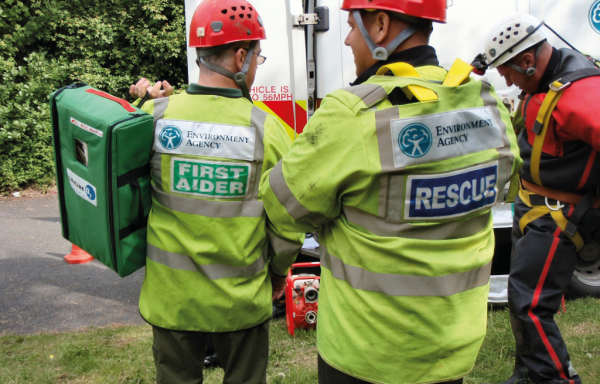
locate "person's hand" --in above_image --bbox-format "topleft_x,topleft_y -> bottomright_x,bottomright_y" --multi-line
270,269 -> 287,301
129,78 -> 174,100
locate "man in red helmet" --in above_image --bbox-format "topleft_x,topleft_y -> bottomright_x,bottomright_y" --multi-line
260,1 -> 521,383
130,1 -> 303,383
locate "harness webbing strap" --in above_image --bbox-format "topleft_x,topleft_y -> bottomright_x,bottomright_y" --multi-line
518,184 -> 586,251
375,63 -> 439,102
522,179 -> 600,206
549,210 -> 585,251
442,59 -> 473,87
564,192 -> 595,237
518,205 -> 549,234
530,81 -> 564,186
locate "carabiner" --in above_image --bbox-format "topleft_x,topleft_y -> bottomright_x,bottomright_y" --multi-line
545,197 -> 564,211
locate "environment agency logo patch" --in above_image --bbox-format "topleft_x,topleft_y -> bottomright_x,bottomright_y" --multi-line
590,0 -> 600,34
159,126 -> 183,150
399,123 -> 432,158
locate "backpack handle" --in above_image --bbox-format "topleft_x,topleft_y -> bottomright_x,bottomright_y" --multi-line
86,89 -> 136,112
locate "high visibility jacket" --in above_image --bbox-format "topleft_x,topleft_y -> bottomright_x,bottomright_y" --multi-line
260,62 -> 522,383
138,84 -> 303,332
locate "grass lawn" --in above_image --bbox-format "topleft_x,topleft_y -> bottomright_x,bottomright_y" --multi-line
1,298 -> 598,384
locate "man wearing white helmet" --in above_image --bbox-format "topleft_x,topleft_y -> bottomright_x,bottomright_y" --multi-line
476,12 -> 600,384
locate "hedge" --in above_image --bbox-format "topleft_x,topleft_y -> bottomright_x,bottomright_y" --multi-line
0,0 -> 188,193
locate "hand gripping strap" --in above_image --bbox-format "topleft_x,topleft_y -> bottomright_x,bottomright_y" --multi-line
530,80 -> 565,186
375,63 -> 439,102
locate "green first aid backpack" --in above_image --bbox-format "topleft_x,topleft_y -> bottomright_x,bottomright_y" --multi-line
50,83 -> 154,277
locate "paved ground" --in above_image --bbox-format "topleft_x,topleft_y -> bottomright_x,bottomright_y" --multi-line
0,195 -> 145,335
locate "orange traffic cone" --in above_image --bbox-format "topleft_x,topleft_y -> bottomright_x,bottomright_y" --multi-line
64,244 -> 94,264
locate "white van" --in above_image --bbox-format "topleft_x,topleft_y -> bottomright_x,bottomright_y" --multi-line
184,0 -> 600,301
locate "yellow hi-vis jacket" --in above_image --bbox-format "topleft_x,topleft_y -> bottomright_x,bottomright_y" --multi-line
260,61 -> 522,383
138,84 -> 303,332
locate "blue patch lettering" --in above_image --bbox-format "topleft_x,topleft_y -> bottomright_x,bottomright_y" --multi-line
406,164 -> 498,220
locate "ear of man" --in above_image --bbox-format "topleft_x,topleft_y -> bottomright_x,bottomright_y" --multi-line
198,42 -> 250,74
359,9 -> 432,46
508,41 -> 547,70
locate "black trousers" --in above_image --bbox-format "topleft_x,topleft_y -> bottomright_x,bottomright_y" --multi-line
151,321 -> 269,384
318,355 -> 464,384
507,195 -> 600,383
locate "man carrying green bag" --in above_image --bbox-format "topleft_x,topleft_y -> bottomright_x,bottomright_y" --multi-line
129,1 -> 303,383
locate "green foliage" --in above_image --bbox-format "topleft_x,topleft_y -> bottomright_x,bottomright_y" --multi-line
0,0 -> 188,193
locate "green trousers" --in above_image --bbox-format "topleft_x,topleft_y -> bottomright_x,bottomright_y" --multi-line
152,321 -> 269,384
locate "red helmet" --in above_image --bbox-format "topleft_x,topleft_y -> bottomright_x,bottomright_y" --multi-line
189,0 -> 266,48
341,0 -> 447,23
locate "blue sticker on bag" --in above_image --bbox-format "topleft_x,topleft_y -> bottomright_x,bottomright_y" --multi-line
405,163 -> 499,220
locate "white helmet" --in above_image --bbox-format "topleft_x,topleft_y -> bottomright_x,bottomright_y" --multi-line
484,13 -> 547,71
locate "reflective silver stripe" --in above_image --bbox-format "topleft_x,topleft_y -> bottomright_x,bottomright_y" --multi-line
386,173 -> 405,222
153,97 -> 170,122
320,245 -> 492,296
378,174 -> 389,218
266,228 -> 302,258
343,205 -> 491,239
152,186 -> 264,218
268,161 -> 329,225
343,83 -> 388,107
151,153 -> 163,191
251,107 -> 266,162
147,244 -> 267,279
247,163 -> 262,201
480,81 -> 515,201
375,107 -> 400,173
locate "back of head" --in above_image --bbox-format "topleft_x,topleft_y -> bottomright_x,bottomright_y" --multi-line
188,0 -> 267,100
341,0 -> 446,61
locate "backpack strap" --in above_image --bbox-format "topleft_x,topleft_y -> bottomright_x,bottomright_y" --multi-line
376,62 -> 439,102
442,59 -> 474,87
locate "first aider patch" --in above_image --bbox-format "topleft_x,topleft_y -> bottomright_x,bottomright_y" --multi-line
171,158 -> 250,198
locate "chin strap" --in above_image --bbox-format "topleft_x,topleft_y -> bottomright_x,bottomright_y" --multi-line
505,42 -> 545,76
353,10 -> 420,61
198,41 -> 257,102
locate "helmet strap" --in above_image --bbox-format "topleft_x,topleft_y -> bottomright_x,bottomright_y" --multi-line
353,10 -> 420,61
505,41 -> 544,77
198,41 -> 257,102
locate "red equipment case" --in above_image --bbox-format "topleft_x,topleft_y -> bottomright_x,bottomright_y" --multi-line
286,262 -> 321,336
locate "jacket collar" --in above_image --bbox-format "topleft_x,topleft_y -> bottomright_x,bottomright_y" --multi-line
352,45 -> 440,86
538,48 -> 598,93
186,83 -> 243,98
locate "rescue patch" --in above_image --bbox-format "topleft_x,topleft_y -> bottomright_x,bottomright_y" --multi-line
71,117 -> 103,138
171,158 -> 250,198
67,168 -> 97,206
404,162 -> 499,220
155,119 -> 256,161
391,107 -> 503,168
